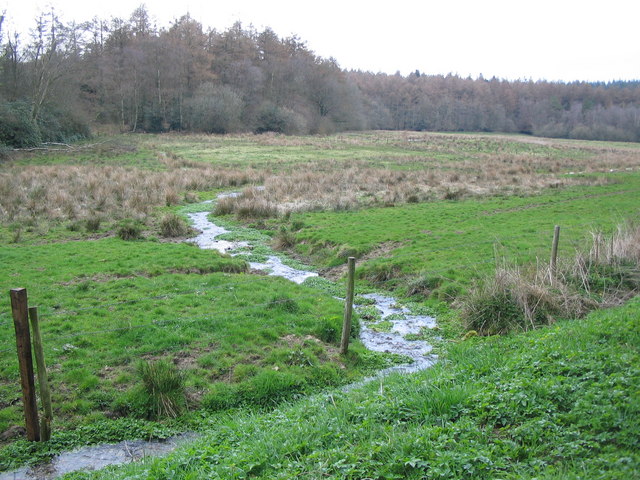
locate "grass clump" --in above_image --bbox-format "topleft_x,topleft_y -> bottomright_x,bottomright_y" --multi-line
460,222 -> 640,335
117,218 -> 144,240
159,213 -> 191,237
137,360 -> 186,419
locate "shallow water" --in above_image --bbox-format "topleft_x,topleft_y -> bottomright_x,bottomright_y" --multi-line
355,293 -> 437,382
0,434 -> 196,480
186,207 -> 318,284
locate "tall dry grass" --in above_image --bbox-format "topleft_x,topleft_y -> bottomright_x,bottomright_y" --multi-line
2,132 -> 638,224
0,159 -> 263,224
460,222 -> 640,335
212,158 -> 616,218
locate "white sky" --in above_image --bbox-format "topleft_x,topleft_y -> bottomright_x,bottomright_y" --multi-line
1,0 -> 638,82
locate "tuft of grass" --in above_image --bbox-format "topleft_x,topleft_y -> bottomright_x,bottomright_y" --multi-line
117,218 -> 144,240
460,222 -> 640,335
85,216 -> 102,233
137,360 -> 186,419
159,213 -> 191,238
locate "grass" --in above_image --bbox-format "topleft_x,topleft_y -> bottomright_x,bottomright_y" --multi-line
61,294 -> 640,480
0,131 -> 639,474
284,173 -> 640,297
0,234 -> 388,462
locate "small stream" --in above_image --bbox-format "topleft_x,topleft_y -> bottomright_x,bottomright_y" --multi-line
1,194 -> 436,479
187,199 -> 438,375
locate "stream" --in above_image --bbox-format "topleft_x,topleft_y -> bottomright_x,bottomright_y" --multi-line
1,195 -> 436,479
187,201 -> 438,379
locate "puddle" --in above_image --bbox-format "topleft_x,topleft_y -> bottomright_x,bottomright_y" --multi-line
0,434 -> 197,480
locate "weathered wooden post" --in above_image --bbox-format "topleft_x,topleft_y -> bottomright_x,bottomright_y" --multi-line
550,225 -> 560,287
10,288 -> 40,441
340,257 -> 356,355
29,306 -> 52,441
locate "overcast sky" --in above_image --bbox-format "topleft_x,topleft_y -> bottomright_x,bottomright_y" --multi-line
1,0 -> 638,82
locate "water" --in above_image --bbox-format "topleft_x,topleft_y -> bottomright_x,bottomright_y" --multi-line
356,293 -> 437,380
186,207 -> 318,285
0,434 -> 196,480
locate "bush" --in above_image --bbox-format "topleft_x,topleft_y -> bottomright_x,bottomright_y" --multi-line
36,106 -> 91,143
254,102 -> 308,135
0,101 -> 41,147
137,360 -> 186,419
159,213 -> 190,238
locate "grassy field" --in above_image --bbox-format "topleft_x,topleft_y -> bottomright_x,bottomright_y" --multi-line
61,295 -> 640,480
0,131 -> 639,474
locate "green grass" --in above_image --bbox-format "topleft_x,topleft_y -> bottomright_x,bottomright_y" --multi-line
63,295 -> 640,480
286,173 -> 640,296
0,235 -> 387,455
1,131 -> 639,475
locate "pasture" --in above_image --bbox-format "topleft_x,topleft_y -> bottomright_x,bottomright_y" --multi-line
0,131 -> 638,473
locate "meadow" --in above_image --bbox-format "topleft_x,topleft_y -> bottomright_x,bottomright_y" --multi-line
0,131 -> 638,474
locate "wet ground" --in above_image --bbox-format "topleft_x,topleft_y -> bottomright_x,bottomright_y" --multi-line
0,434 -> 197,480
1,194 -> 437,479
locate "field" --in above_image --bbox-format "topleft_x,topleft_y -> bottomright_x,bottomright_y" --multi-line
0,131 -> 639,475
65,296 -> 640,480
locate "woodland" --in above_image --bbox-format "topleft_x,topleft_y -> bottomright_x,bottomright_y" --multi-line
1,5 -> 640,148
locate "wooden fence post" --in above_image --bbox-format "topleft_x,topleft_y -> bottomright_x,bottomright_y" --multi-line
10,288 -> 40,441
340,257 -> 356,355
29,306 -> 52,441
550,225 -> 560,287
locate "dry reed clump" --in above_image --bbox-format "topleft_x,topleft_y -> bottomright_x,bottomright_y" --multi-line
0,163 -> 263,226
210,159 -> 606,219
460,222 -> 640,335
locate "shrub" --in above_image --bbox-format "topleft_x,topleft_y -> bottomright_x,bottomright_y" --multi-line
0,101 -> 41,148
159,213 -> 190,238
137,360 -> 186,419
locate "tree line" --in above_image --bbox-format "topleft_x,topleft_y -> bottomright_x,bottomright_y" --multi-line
1,6 -> 639,148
